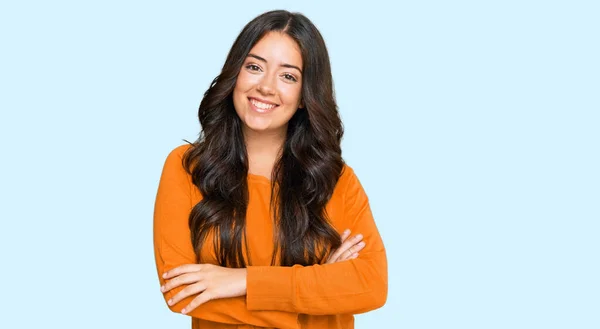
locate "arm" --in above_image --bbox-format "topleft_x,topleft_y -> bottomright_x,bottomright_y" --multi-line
153,145 -> 300,329
246,166 -> 388,315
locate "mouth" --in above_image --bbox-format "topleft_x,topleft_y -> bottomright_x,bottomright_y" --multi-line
248,97 -> 279,114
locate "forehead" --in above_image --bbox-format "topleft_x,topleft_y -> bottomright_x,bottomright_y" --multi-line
249,31 -> 303,68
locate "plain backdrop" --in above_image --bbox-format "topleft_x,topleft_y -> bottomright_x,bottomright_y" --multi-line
1,1 -> 598,328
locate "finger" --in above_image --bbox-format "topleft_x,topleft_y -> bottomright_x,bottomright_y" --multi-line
163,264 -> 203,279
329,234 -> 363,263
161,272 -> 203,293
326,252 -> 338,264
326,230 -> 352,264
167,282 -> 207,307
327,235 -> 358,263
339,241 -> 365,261
340,229 -> 351,242
182,291 -> 213,314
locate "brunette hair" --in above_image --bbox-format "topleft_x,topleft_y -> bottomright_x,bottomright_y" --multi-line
183,10 -> 344,267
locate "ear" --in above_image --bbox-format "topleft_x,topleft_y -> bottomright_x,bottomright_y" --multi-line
299,98 -> 304,109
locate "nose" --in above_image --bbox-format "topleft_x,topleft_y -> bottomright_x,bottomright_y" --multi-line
257,73 -> 276,96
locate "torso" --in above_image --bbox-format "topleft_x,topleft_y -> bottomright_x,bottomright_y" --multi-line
189,171 -> 347,267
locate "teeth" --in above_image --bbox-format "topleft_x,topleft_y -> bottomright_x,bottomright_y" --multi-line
251,99 -> 276,110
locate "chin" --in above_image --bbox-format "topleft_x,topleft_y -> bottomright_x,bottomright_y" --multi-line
241,112 -> 276,132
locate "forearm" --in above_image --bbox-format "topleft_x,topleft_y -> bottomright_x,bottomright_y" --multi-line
245,250 -> 388,315
161,289 -> 299,329
156,243 -> 300,328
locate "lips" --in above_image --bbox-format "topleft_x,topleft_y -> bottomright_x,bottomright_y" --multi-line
248,97 -> 279,113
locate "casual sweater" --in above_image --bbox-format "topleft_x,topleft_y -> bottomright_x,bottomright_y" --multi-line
153,144 -> 387,329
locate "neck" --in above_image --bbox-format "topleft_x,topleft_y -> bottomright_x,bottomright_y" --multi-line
243,126 -> 287,176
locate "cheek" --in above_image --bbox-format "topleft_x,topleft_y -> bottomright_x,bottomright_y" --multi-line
279,83 -> 302,105
233,74 -> 249,113
235,72 -> 257,92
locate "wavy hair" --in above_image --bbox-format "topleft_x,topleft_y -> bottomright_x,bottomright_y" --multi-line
182,10 -> 344,267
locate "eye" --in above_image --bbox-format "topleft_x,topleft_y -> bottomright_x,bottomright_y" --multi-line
282,73 -> 298,82
245,64 -> 262,72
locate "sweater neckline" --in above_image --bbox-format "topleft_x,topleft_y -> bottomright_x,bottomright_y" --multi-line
248,173 -> 271,184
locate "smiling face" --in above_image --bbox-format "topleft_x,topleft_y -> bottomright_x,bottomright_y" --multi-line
232,31 -> 304,135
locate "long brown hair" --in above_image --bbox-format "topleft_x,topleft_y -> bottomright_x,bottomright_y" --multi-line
182,10 -> 344,267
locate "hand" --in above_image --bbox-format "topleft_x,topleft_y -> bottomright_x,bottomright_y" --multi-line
325,229 -> 365,264
160,264 -> 247,314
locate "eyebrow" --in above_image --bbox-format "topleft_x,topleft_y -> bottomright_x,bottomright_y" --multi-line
247,53 -> 303,74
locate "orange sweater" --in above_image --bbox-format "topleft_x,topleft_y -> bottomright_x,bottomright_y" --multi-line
153,144 -> 387,329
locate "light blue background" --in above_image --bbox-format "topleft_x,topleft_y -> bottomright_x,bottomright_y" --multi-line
1,1 -> 598,328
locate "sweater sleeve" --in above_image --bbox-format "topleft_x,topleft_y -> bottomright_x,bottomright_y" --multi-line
245,166 -> 388,315
153,145 -> 300,329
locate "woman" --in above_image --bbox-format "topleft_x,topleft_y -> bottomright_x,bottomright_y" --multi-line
153,10 -> 387,329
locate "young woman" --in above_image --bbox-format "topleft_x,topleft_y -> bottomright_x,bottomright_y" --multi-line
153,10 -> 387,329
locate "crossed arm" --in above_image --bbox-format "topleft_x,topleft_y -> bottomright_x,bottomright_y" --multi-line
153,146 -> 387,327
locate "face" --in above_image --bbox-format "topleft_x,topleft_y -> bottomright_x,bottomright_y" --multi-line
232,31 -> 304,135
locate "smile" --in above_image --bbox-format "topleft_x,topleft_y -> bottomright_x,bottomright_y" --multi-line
249,97 -> 279,113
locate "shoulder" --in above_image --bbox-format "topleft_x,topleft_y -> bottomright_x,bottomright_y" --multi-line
167,143 -> 193,160
331,163 -> 367,201
339,163 -> 356,181
162,143 -> 193,167
160,143 -> 194,179
326,163 -> 371,227
337,163 -> 360,191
